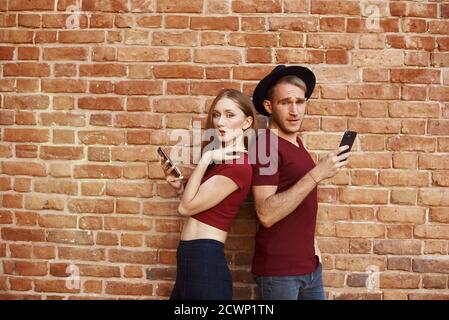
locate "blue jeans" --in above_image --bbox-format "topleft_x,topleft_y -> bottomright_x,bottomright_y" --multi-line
255,263 -> 326,300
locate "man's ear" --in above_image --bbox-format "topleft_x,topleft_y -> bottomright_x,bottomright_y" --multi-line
263,100 -> 272,115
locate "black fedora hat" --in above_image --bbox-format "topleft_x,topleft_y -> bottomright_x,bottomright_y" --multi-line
252,65 -> 316,117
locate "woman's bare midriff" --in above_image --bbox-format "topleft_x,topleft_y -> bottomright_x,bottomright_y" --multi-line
181,217 -> 228,243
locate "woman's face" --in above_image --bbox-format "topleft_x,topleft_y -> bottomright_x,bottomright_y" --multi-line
211,97 -> 251,145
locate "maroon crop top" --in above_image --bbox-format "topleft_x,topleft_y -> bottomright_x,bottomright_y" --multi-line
193,153 -> 252,232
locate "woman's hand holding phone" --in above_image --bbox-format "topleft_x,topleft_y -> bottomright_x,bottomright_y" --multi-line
159,155 -> 184,193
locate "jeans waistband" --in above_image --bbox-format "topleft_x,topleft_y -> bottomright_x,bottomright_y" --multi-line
177,239 -> 225,262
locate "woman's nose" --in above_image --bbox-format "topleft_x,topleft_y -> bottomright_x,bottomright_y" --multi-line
217,116 -> 225,126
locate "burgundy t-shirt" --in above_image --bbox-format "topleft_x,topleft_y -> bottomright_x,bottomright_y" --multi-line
250,129 -> 319,276
193,153 -> 252,232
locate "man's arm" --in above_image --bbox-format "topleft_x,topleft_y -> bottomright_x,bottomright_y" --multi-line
253,146 -> 351,228
252,171 -> 317,228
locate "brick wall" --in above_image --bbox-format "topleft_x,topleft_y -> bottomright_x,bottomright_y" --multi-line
0,0 -> 448,300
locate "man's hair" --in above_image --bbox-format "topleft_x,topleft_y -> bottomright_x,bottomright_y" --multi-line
266,75 -> 307,103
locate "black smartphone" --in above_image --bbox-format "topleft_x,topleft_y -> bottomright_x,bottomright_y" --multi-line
338,130 -> 357,159
157,147 -> 182,177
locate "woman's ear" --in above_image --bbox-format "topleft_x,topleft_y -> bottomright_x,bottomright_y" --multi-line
242,116 -> 253,131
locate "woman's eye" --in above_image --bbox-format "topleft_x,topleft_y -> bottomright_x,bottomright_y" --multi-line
212,113 -> 220,118
226,113 -> 234,118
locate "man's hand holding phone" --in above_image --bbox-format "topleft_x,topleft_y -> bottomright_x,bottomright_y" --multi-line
309,131 -> 356,183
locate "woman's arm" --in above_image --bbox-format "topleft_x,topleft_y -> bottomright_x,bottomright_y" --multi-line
177,149 -> 245,216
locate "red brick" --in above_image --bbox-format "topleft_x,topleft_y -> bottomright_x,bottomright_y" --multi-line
387,257 -> 411,271
59,31 -> 105,43
40,146 -> 84,160
67,198 -> 112,214
116,199 -> 141,214
153,65 -> 203,79
232,0 -> 281,13
78,216 -> 102,231
168,48 -> 192,62
106,281 -> 152,296
40,112 -> 86,127
380,274 -> 420,289
339,188 -> 388,205
348,84 -> 400,100
34,180 -> 78,196
79,64 -> 126,77
335,222 -> 385,238
143,200 -> 179,216
108,249 -> 156,264
96,232 -> 119,246
414,225 -> 449,239
0,30 -> 33,43
78,97 -> 124,111
114,114 -> 162,128
312,0 -> 360,15
335,256 -> 386,272
379,171 -> 428,187
34,280 -> 80,294
106,182 -> 152,198
390,2 -> 437,18
18,47 -> 39,60
391,69 -> 440,84
242,17 -> 266,31
1,227 -> 45,241
429,208 -> 449,223
42,79 -> 87,93
4,128 -> 49,143
114,81 -> 163,95
194,48 -> 241,64
374,240 -> 422,255
428,120 -> 449,135
191,16 -> 238,31
268,17 -> 319,32
9,0 -> 54,10
58,247 -> 105,263
46,230 -> 94,245
388,102 -> 439,118
0,47 -> 15,60
422,275 -> 447,289
2,162 -> 47,177
157,0 -> 202,13
78,130 -> 125,146
387,136 -> 435,153
3,63 -> 50,77
82,0 -> 128,12
4,95 -> 49,110
413,258 -> 449,274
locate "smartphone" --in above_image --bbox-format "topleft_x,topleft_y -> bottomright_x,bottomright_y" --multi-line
157,147 -> 182,177
338,130 -> 357,159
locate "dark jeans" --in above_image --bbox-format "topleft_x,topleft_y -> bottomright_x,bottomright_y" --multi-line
170,239 -> 232,300
255,263 -> 326,300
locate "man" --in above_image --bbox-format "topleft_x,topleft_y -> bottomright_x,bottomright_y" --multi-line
250,65 -> 351,300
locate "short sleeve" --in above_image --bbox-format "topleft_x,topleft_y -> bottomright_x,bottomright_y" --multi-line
249,130 -> 280,186
217,164 -> 252,190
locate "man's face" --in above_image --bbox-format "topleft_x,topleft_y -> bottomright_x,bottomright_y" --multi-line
263,82 -> 307,134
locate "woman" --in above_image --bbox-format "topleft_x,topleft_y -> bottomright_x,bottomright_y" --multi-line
159,89 -> 258,300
